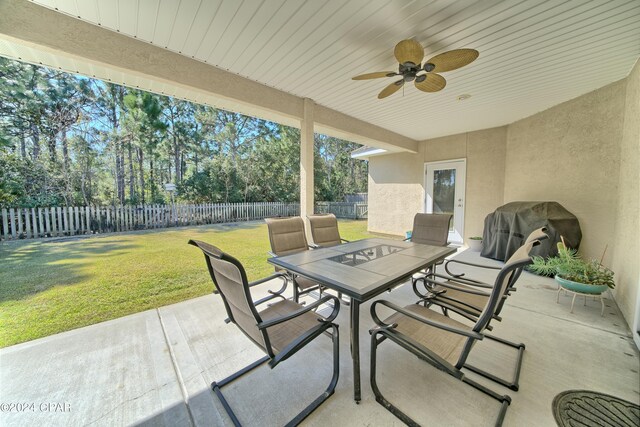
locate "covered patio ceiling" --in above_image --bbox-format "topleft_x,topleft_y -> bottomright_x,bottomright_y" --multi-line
7,0 -> 640,142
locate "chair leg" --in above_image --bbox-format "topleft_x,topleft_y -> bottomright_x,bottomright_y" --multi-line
370,329 -> 511,427
212,355 -> 270,427
213,326 -> 340,427
370,331 -> 420,427
463,334 -> 525,391
285,324 -> 340,427
293,284 -> 300,303
461,375 -> 511,427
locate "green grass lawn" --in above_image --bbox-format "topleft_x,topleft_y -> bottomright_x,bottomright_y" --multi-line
0,220 -> 374,348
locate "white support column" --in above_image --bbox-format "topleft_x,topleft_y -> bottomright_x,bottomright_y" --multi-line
300,98 -> 314,234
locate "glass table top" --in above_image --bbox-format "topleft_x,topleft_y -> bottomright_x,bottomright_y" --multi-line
328,244 -> 404,267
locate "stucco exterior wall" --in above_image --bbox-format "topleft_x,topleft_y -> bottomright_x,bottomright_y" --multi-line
368,153 -> 424,236
612,60 -> 640,332
367,126 -> 507,238
460,127 -> 507,239
503,80 -> 626,262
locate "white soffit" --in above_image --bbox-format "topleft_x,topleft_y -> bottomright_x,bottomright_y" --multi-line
26,0 -> 640,141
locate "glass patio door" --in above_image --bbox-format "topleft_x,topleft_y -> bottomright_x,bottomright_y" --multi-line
425,159 -> 466,244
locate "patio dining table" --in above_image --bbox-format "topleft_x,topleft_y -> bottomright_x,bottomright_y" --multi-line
268,237 -> 456,402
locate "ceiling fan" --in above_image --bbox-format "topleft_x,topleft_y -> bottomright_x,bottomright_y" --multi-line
352,39 -> 479,99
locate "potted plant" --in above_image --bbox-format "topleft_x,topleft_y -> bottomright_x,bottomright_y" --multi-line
529,239 -> 615,294
467,236 -> 483,251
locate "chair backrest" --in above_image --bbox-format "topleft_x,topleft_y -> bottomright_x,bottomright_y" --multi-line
457,239 -> 540,366
188,240 -> 273,355
410,213 -> 452,246
265,216 -> 309,256
308,214 -> 342,247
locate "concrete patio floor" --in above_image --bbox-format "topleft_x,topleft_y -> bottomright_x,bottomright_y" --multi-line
1,249 -> 638,426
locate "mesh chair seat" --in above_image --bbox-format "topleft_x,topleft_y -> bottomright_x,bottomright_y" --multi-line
260,299 -> 323,352
383,304 -> 471,365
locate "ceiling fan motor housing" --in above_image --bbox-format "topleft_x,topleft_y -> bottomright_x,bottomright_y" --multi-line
399,62 -> 421,82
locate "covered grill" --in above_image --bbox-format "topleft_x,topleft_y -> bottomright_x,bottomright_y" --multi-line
481,201 -> 582,261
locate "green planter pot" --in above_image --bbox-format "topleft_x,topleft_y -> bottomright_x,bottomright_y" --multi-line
554,275 -> 608,295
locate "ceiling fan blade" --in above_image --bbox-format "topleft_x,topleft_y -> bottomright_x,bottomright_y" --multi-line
394,39 -> 424,65
378,80 -> 404,99
352,71 -> 397,80
415,73 -> 446,92
425,49 -> 479,73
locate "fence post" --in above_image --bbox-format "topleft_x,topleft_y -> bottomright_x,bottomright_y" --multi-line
2,208 -> 9,240
44,208 -> 53,237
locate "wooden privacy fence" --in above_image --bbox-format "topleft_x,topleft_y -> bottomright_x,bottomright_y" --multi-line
0,202 -> 367,241
315,202 -> 368,220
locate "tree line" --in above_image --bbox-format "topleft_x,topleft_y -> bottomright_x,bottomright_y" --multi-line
0,57 -> 368,208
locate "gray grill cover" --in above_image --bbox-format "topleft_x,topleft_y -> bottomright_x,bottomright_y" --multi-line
481,201 -> 582,261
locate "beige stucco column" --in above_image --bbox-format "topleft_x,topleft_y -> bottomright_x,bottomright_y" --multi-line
300,98 -> 314,228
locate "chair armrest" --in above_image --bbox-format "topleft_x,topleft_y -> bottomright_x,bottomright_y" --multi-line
370,300 -> 483,340
248,272 -> 288,288
341,239 -> 350,243
444,259 -> 501,278
251,273 -> 289,307
308,243 -> 321,249
423,298 -> 483,323
267,251 -> 277,258
258,295 -> 340,330
428,272 -> 494,289
422,277 -> 491,296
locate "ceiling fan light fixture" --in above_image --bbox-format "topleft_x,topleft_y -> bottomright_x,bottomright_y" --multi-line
424,63 -> 435,72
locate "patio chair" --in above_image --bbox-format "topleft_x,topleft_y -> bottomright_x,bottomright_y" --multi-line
188,240 -> 340,427
307,213 -> 349,247
307,213 -> 351,305
406,213 -> 453,246
408,213 -> 453,287
265,216 -> 324,303
411,228 -> 549,391
369,239 -> 540,426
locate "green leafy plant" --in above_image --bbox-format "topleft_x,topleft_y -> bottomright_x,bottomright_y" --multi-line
529,240 -> 615,289
469,236 -> 482,240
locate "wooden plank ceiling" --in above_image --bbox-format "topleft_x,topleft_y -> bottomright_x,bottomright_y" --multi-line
27,0 -> 640,140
